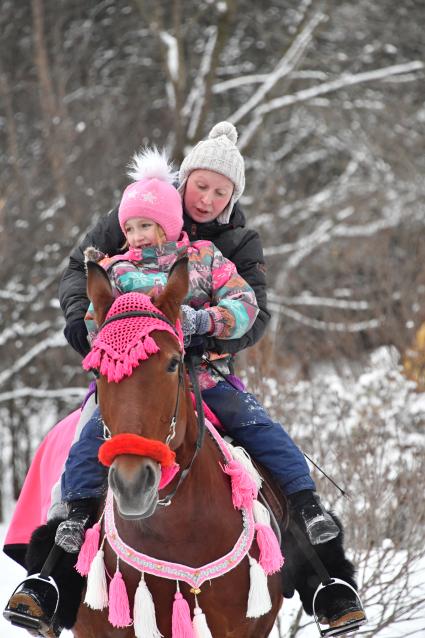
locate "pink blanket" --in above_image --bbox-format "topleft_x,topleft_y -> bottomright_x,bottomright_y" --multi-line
4,409 -> 81,548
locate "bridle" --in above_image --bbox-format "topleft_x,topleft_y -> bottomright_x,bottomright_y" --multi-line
96,308 -> 206,508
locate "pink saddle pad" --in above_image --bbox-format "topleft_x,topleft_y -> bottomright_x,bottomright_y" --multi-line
4,409 -> 80,548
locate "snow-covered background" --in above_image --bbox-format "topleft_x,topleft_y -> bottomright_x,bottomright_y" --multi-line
1,1 -> 425,636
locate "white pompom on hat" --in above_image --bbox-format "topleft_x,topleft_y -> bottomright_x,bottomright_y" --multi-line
179,121 -> 245,224
118,148 -> 183,241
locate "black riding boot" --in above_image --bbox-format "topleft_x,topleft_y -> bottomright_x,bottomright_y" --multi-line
281,510 -> 365,630
3,499 -> 99,636
289,490 -> 340,545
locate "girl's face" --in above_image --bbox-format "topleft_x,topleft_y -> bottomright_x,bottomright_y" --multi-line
184,169 -> 234,223
124,217 -> 165,248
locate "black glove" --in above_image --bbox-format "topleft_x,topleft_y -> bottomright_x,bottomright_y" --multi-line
64,318 -> 90,357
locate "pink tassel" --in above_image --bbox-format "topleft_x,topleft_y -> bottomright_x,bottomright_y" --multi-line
82,349 -> 101,371
135,341 -> 148,361
172,588 -> 194,638
129,347 -> 139,366
108,567 -> 132,628
75,522 -> 101,576
122,355 -> 133,377
114,360 -> 124,382
159,463 -> 180,489
107,360 -> 117,383
222,459 -> 258,509
144,335 -> 159,355
255,523 -> 284,575
100,353 -> 111,377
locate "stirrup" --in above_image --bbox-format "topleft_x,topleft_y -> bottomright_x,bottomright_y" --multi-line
3,573 -> 60,636
312,578 -> 367,637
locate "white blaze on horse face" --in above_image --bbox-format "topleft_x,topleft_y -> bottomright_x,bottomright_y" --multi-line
109,456 -> 162,519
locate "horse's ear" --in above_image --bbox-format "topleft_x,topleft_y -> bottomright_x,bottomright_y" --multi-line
86,261 -> 115,327
156,256 -> 189,324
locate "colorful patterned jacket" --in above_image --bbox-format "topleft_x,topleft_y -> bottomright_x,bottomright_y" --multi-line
85,232 -> 258,389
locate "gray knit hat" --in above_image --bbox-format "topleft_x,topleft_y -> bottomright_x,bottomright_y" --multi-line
179,121 -> 245,224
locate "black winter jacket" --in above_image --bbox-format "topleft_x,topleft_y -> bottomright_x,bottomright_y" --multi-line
58,202 -> 270,355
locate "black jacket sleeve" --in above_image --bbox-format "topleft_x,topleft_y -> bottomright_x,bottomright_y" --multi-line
58,207 -> 124,325
206,228 -> 271,354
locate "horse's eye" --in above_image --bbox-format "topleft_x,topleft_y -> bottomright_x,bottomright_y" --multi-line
167,357 -> 180,373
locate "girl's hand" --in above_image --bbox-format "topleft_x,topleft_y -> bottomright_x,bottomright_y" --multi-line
181,305 -> 212,337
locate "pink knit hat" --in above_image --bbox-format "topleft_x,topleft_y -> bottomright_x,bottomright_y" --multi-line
118,148 -> 183,242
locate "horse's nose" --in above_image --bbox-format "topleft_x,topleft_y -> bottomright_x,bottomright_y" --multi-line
110,458 -> 158,494
109,456 -> 161,519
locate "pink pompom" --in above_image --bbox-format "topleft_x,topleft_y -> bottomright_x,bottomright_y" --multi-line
99,353 -> 110,376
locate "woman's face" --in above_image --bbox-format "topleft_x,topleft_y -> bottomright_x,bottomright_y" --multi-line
184,169 -> 234,223
124,217 -> 164,248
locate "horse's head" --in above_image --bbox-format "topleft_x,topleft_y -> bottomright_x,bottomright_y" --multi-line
85,258 -> 190,520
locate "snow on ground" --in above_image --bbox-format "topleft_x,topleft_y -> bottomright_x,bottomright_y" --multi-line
0,523 -> 73,638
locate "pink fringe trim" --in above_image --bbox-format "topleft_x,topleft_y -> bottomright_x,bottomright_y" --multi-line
222,459 -> 259,509
172,591 -> 194,638
75,522 -> 101,576
108,570 -> 132,628
255,523 -> 284,575
83,335 -> 161,384
82,348 -> 101,370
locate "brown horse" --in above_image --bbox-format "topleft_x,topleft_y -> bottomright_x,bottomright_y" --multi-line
72,258 -> 283,638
